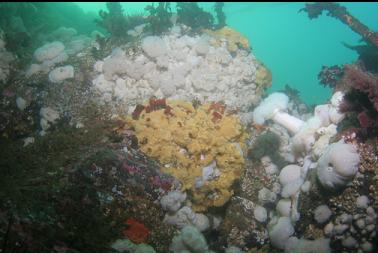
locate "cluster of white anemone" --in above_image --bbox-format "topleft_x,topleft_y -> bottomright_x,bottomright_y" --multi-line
252,91 -> 361,252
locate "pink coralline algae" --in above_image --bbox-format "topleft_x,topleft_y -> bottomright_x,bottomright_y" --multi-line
358,111 -> 373,129
151,175 -> 173,191
342,64 -> 378,111
332,63 -> 378,140
121,161 -> 140,174
318,65 -> 344,88
2,88 -> 15,97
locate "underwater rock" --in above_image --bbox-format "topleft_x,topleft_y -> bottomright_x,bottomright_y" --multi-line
4,4 -> 378,253
220,196 -> 269,249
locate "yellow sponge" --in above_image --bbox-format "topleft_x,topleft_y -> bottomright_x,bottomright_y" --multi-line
125,100 -> 248,211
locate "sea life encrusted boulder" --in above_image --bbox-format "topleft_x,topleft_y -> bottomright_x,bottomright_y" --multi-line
91,25 -> 270,113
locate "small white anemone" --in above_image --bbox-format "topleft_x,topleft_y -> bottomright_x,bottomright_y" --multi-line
268,217 -> 295,250
329,91 -> 346,124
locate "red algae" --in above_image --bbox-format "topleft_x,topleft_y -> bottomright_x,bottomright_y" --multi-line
123,218 -> 150,243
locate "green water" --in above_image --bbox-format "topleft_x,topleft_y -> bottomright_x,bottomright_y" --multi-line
75,2 -> 378,105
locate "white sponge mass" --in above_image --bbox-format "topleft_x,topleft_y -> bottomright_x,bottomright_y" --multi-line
34,41 -> 65,62
141,36 -> 167,58
49,65 -> 74,83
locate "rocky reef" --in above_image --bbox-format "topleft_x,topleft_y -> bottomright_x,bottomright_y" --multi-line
0,2 -> 377,253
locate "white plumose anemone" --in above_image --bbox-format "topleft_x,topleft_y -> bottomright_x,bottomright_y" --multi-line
317,140 -> 360,190
252,92 -> 304,134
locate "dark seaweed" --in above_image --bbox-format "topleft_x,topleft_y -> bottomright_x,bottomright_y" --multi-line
95,2 -> 146,40
176,2 -> 214,31
144,2 -> 173,35
214,2 -> 226,29
248,131 -> 288,169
